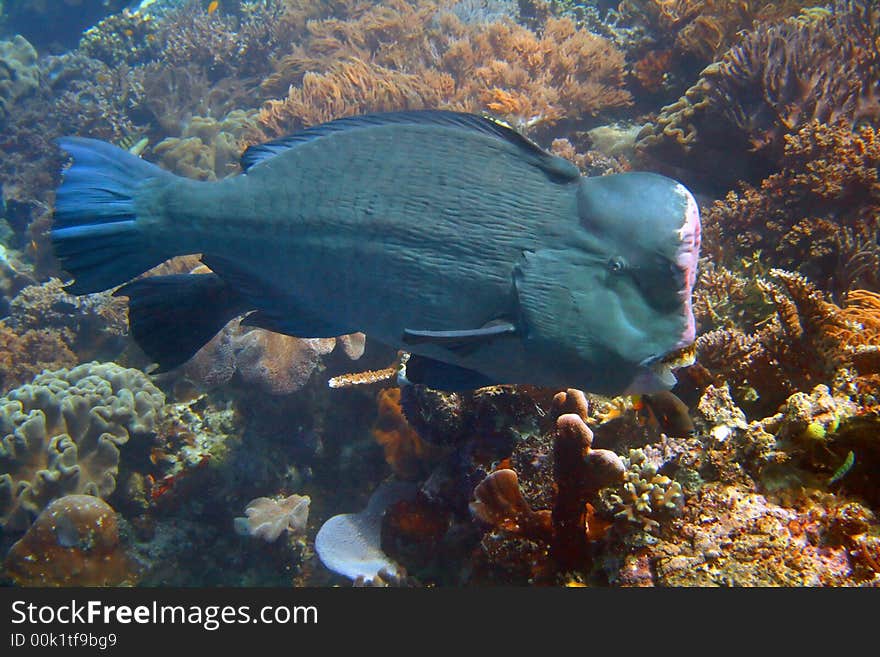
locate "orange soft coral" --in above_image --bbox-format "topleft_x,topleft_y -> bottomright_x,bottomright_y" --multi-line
257,2 -> 631,137
372,387 -> 441,480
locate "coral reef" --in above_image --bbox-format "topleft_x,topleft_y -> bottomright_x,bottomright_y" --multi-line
605,447 -> 683,531
372,388 -> 441,480
618,0 -> 817,76
179,318 -> 363,395
315,481 -> 418,583
4,494 -> 135,586
697,269 -> 880,413
152,109 -> 257,180
0,362 -> 164,530
469,389 -> 625,575
700,121 -> 880,299
635,1 -> 880,189
258,2 -> 631,137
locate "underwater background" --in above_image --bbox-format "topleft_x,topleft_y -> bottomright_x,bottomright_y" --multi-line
0,0 -> 878,587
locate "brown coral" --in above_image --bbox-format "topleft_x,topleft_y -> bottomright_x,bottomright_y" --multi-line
470,389 -> 624,574
701,121 -> 880,299
636,1 -> 880,188
4,494 -> 136,586
695,269 -> 880,412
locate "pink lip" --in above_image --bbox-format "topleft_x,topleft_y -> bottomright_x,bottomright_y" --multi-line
674,185 -> 701,349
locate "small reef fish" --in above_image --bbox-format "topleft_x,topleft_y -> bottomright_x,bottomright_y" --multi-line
207,1 -> 219,15
634,390 -> 695,437
51,111 -> 701,394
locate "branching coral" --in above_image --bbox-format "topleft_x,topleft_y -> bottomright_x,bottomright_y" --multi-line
606,448 -> 683,531
695,269 -> 880,413
700,120 -> 880,299
0,278 -> 129,371
0,362 -> 165,530
78,8 -> 160,66
619,0 -> 817,66
635,0 -> 880,188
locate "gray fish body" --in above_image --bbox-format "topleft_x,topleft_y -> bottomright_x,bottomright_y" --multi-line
53,112 -> 701,394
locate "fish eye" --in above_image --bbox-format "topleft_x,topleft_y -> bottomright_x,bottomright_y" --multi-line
607,256 -> 627,274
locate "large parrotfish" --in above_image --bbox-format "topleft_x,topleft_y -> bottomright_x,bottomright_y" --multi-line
51,111 -> 700,394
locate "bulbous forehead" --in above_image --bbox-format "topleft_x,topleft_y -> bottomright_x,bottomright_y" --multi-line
577,172 -> 698,258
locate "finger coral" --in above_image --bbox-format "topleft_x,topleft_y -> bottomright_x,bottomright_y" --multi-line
4,494 -> 136,586
0,362 -> 165,530
470,389 -> 624,573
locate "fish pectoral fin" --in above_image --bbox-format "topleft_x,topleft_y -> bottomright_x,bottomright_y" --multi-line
402,320 -> 516,351
400,355 -> 496,391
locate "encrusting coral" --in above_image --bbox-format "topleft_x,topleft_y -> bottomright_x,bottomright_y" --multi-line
4,494 -> 136,586
0,362 -> 165,531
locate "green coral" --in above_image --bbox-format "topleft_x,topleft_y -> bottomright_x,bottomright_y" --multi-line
0,362 -> 165,531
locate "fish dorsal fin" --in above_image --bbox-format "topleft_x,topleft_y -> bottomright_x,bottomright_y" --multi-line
241,110 -> 580,182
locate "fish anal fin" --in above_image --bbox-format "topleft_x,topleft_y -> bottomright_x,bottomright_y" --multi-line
401,355 -> 496,391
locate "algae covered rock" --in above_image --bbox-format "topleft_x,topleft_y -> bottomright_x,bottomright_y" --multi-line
0,362 -> 165,530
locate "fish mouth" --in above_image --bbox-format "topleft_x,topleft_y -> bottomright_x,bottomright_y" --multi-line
627,343 -> 696,394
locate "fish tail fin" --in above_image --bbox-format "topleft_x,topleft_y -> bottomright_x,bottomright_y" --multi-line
52,137 -> 175,294
114,274 -> 249,371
